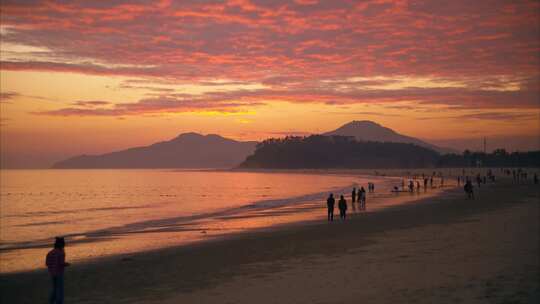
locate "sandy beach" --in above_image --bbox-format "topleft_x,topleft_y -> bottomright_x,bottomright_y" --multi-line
1,176 -> 538,303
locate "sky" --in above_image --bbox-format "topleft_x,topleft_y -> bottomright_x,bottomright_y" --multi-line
1,0 -> 539,168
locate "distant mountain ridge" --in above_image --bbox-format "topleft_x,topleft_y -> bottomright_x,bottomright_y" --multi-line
52,133 -> 257,169
53,120 -> 456,169
323,120 -> 456,154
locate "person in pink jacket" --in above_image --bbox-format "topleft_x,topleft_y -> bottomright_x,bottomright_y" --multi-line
46,237 -> 70,304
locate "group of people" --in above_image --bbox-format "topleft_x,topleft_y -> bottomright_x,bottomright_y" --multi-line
393,176 -> 442,193
351,187 -> 367,208
460,168 -> 538,200
327,185 -> 371,221
508,168 -> 538,185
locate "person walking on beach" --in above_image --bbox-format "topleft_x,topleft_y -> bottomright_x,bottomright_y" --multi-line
326,193 -> 335,221
46,237 -> 70,304
338,195 -> 347,220
464,181 -> 474,199
351,188 -> 356,203
359,187 -> 366,210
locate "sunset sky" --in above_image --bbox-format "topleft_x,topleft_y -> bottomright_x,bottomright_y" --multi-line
1,0 -> 539,168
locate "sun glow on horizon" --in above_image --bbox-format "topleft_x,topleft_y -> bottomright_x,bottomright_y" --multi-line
1,0 -> 539,167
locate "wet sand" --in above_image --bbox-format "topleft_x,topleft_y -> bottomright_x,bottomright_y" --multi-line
1,177 -> 538,303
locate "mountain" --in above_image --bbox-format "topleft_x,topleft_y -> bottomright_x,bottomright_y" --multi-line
52,133 -> 257,169
323,120 -> 456,154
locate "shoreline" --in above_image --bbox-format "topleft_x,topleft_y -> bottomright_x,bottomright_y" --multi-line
2,178 -> 538,303
0,172 -> 440,274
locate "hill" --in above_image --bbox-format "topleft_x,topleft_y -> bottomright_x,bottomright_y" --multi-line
324,120 -> 456,154
239,135 -> 440,169
52,133 -> 257,169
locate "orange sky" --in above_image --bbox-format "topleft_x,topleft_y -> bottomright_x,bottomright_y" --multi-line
1,1 -> 539,168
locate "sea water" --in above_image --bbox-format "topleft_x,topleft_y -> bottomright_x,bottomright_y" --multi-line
0,169 -> 399,273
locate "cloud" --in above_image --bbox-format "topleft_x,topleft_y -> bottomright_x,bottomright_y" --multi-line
32,81 -> 540,117
71,100 -> 112,107
0,0 -> 538,111
266,131 -> 313,137
330,111 -> 402,117
32,95 -> 266,117
0,91 -> 20,103
448,112 -> 539,121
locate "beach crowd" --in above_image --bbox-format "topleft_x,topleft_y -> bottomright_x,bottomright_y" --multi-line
325,168 -> 538,222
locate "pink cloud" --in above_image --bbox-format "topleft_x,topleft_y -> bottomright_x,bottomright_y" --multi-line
71,100 -> 112,107
32,95 -> 266,117
0,91 -> 20,103
1,0 -> 538,111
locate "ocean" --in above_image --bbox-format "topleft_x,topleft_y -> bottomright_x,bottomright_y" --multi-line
0,169 -> 399,273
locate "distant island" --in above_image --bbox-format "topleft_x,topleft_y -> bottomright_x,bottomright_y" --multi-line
52,120 -> 454,169
240,135 -> 440,169
52,133 -> 257,169
52,120 -> 538,169
324,120 -> 456,154
240,136 -> 540,169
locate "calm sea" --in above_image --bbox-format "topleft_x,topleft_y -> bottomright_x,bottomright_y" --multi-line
0,169 -> 398,273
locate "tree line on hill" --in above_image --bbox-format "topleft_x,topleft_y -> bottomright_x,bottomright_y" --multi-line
437,149 -> 540,168
239,135 -> 439,169
239,135 -> 540,169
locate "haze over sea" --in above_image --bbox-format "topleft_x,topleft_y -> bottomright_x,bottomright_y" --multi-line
0,169 -> 401,273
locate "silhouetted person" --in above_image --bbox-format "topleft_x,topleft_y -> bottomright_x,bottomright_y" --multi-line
457,176 -> 461,186
338,195 -> 347,220
416,181 -> 420,192
464,181 -> 474,199
359,186 -> 366,210
534,173 -> 538,185
351,188 -> 356,203
370,182 -> 375,193
430,176 -> 433,188
326,194 -> 335,221
46,237 -> 70,304
423,178 -> 428,192
408,180 -> 414,193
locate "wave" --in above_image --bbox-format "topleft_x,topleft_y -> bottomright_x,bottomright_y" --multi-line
0,182 -> 361,252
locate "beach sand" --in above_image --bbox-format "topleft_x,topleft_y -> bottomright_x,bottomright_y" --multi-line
1,178 -> 538,303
